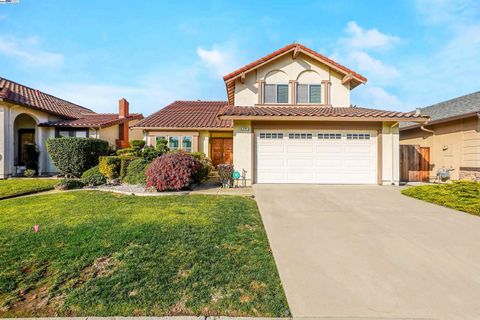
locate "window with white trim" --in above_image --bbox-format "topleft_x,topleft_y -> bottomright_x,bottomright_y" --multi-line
347,133 -> 371,140
288,133 -> 313,139
182,136 -> 192,152
297,84 -> 321,104
168,136 -> 180,150
264,84 -> 288,104
259,133 -> 284,139
318,133 -> 341,140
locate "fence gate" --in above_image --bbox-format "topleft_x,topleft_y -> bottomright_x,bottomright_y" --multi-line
400,145 -> 430,182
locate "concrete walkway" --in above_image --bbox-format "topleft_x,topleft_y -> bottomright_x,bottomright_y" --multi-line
254,184 -> 480,320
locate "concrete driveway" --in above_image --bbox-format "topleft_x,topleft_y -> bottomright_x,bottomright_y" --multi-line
254,185 -> 480,320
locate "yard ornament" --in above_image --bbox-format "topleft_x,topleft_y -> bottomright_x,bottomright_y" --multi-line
33,224 -> 39,233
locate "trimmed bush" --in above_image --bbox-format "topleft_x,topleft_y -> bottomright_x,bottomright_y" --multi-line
141,146 -> 163,161
54,179 -> 85,190
146,151 -> 201,191
23,169 -> 36,177
124,158 -> 150,185
99,156 -> 121,180
218,164 -> 234,188
130,140 -> 146,149
120,156 -> 138,179
81,165 -> 106,186
116,148 -> 141,157
46,138 -> 110,177
191,152 -> 213,183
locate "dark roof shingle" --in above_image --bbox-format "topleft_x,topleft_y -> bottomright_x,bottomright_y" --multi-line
0,77 -> 94,119
133,101 -> 233,129
401,91 -> 480,129
39,113 -> 143,128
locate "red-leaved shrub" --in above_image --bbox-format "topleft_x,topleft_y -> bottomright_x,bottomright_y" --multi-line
146,151 -> 202,191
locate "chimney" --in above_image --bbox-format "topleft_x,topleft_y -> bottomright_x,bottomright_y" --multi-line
119,98 -> 129,118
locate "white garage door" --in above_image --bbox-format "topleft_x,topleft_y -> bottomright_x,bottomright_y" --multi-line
256,130 -> 377,184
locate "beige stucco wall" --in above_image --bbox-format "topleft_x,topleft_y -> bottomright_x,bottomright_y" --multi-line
381,122 -> 400,185
233,52 -> 351,107
98,125 -> 119,147
400,117 -> 480,180
232,120 -> 254,185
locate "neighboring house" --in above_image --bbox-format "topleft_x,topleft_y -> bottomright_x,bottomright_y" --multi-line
400,92 -> 480,181
135,43 -> 427,185
0,77 -> 143,178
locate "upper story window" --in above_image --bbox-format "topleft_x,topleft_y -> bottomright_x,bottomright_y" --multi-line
297,84 -> 321,104
264,83 -> 288,104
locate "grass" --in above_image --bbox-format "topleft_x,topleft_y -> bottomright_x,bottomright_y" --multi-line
0,191 -> 289,317
0,179 -> 58,200
401,181 -> 480,215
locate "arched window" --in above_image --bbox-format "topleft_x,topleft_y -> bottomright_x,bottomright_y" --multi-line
296,70 -> 322,104
264,70 -> 289,104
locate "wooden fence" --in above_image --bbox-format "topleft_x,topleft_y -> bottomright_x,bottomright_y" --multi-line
400,145 -> 430,182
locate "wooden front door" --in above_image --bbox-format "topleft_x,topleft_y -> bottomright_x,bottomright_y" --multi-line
211,138 -> 233,167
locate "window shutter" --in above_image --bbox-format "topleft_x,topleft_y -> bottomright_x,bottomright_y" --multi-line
309,85 -> 322,103
277,84 -> 289,103
297,84 -> 308,104
264,84 -> 276,103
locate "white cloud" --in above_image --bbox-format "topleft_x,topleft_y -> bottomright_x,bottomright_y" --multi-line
197,43 -> 244,77
352,86 -> 401,108
346,51 -> 399,81
341,21 -> 400,51
0,35 -> 64,68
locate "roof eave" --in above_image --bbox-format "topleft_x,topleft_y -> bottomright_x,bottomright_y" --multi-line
131,126 -> 234,131
400,111 -> 480,131
218,115 -> 428,122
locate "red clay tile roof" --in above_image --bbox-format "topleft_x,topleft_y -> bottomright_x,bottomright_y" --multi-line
39,113 -> 144,128
133,100 -> 233,129
223,43 -> 367,83
222,43 -> 367,105
219,105 -> 428,121
0,76 -> 94,119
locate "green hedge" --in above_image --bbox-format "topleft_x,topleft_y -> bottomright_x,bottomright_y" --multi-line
46,138 -> 110,177
81,165 -> 106,186
124,159 -> 150,185
120,156 -> 138,179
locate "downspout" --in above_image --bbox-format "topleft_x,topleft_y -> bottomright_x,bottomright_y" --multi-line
390,122 -> 400,185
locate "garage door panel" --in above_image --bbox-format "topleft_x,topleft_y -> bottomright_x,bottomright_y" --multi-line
287,158 -> 314,167
257,145 -> 285,153
286,145 -> 314,153
256,131 -> 377,184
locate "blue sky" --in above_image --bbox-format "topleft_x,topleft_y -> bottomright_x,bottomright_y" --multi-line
0,0 -> 479,114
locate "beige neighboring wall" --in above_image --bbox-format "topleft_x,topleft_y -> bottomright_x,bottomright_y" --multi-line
400,116 -> 480,180
233,120 -> 253,185
234,52 -> 351,107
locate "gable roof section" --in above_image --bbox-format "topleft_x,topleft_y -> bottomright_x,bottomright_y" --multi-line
39,113 -> 144,128
401,91 -> 480,130
133,100 -> 233,129
0,77 -> 94,119
219,105 -> 426,122
223,43 -> 368,105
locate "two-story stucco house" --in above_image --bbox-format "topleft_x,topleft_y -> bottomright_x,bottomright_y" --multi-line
134,43 -> 427,185
0,77 -> 143,178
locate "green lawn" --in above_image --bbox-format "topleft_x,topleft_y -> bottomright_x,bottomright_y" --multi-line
0,192 -> 289,317
401,181 -> 480,215
0,179 -> 58,200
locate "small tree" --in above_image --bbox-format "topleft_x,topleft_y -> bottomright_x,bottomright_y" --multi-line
46,138 -> 110,177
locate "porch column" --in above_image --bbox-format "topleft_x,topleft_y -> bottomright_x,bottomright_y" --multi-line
381,122 -> 400,185
0,104 -> 6,179
233,120 -> 253,185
